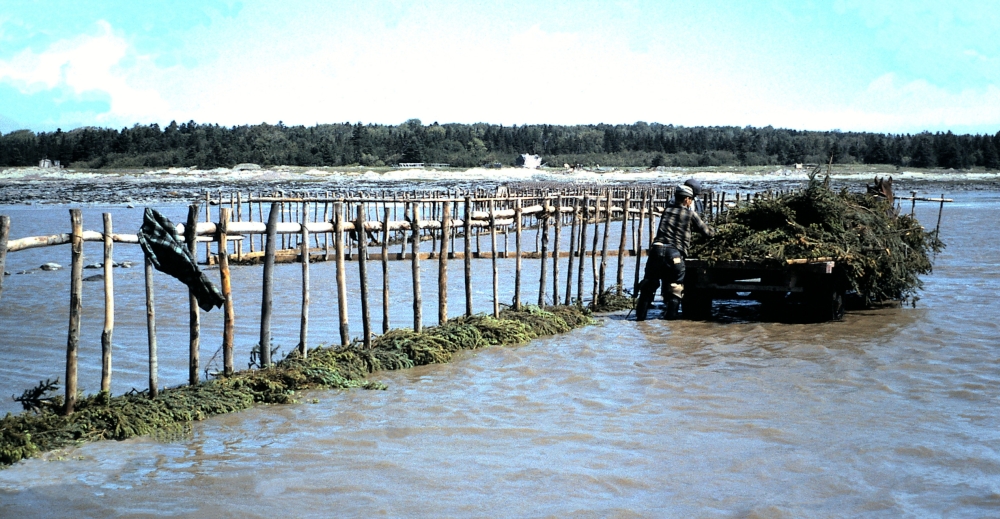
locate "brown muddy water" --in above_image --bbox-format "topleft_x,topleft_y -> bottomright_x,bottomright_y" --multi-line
0,189 -> 998,518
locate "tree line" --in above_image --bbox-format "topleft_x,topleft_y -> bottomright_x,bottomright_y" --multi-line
1,119 -> 998,170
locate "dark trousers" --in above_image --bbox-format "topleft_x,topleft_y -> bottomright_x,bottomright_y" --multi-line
636,244 -> 685,320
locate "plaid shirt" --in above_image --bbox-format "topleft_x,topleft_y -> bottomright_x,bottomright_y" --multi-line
652,201 -> 713,257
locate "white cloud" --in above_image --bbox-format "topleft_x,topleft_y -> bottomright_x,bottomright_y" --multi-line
0,21 -> 170,126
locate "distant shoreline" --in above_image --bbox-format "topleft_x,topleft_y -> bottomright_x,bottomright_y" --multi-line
1,164 -> 997,206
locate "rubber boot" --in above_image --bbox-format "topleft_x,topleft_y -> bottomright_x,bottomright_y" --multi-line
635,283 -> 656,321
662,296 -> 681,320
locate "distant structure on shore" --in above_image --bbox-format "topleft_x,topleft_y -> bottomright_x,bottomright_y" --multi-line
38,159 -> 61,168
516,154 -> 542,169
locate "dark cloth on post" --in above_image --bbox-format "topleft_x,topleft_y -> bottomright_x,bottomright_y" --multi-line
137,208 -> 225,312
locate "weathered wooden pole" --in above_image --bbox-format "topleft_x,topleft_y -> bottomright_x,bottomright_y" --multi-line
185,205 -> 200,386
218,208 -> 235,374
0,215 -> 9,303
357,204 -> 372,348
490,201 -> 499,318
538,201 -> 549,306
553,194 -> 562,305
144,255 -> 158,398
100,213 -> 114,393
464,196 -> 473,317
64,209 -> 83,414
236,191 -> 244,261
382,207 -> 391,333
565,198 -> 578,306
439,200 -> 450,325
259,202 -> 279,364
616,190 -> 630,294
577,195 -> 589,307
299,213 -> 310,357
410,201 -> 423,332
514,198 -> 523,310
599,190 -> 612,296
634,191 -> 647,295
204,191 -> 212,263
335,202 -> 350,345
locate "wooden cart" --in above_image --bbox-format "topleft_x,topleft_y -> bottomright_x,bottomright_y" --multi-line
682,257 -> 846,322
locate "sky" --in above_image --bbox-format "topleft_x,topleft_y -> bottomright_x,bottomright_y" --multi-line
1,0 -> 999,135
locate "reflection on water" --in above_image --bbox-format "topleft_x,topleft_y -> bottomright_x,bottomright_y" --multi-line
0,191 -> 999,518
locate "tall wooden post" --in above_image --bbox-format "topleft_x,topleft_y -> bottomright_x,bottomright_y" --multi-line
577,195 -> 589,307
356,204 -> 372,348
616,190 -> 631,294
410,202 -> 423,332
64,209 -> 83,414
439,200 -> 450,324
100,213 -> 114,393
0,215 -> 9,303
464,196 -> 473,317
599,190 -> 612,296
634,191 -> 647,296
185,205 -> 200,386
538,201 -> 549,306
382,207 -> 391,333
299,214 -> 310,357
260,202 -> 279,364
553,194 -> 562,305
144,255 -> 158,397
218,208 -> 235,374
514,198 -> 523,310
335,202 -> 350,345
565,198 -> 578,306
490,201 -> 500,317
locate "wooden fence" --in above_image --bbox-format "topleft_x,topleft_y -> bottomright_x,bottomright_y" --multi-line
0,185 -> 783,415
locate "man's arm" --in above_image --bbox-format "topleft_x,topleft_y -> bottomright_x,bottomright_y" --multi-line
692,211 -> 714,237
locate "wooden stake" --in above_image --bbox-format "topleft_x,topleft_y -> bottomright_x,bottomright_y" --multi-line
411,202 -> 423,332
633,191 -> 647,295
299,212 -> 310,357
464,196 -> 473,317
357,204 -> 372,348
259,202 -> 279,364
382,207 -> 391,333
144,255 -> 158,398
599,190 -> 612,296
439,200 -> 450,325
218,208 -> 235,374
577,195 -> 589,307
514,198 -> 523,310
0,215 -> 9,303
335,202 -> 350,345
490,201 -> 499,318
538,200 -> 549,306
565,198 -> 578,306
100,213 -> 114,393
185,205 -> 200,386
65,209 -> 83,414
553,194 -> 562,305
616,190 -> 630,294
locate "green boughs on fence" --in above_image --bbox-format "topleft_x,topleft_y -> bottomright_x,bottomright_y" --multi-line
689,175 -> 944,304
1,305 -> 592,467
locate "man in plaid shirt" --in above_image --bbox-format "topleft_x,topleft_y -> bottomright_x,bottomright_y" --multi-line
636,184 -> 714,321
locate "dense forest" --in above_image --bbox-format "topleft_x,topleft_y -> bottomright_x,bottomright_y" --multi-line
1,119 -> 998,170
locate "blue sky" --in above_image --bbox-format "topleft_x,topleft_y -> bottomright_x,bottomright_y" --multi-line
1,0 -> 998,135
